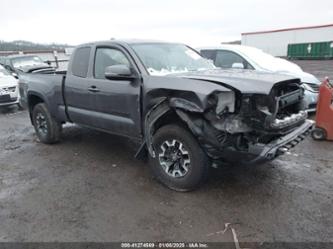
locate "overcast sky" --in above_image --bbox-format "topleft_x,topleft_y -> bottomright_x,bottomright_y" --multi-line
1,0 -> 333,47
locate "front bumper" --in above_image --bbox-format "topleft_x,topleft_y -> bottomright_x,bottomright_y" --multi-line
270,110 -> 308,130
0,97 -> 19,107
0,87 -> 19,107
248,119 -> 314,164
218,119 -> 314,165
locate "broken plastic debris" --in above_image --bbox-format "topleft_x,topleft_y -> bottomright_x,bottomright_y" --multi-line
206,223 -> 231,236
207,223 -> 248,249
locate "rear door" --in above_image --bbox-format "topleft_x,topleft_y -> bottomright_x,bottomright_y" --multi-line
86,45 -> 141,138
64,46 -> 95,125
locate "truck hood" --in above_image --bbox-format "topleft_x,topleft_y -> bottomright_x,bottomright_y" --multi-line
173,69 -> 300,95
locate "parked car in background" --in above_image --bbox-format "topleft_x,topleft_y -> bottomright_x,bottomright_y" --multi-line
19,40 -> 313,191
2,54 -> 55,75
0,65 -> 21,108
0,56 -> 5,66
199,45 -> 321,112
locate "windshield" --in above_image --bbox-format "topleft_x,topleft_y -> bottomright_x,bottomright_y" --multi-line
0,66 -> 11,76
12,56 -> 44,68
240,47 -> 303,73
131,43 -> 215,75
242,47 -> 276,63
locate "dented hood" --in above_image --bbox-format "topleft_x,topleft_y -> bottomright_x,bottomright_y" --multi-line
175,69 -> 301,95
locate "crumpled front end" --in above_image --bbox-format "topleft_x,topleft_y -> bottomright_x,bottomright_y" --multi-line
167,79 -> 313,164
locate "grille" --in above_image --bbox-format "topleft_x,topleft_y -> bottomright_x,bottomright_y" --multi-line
0,95 -> 11,103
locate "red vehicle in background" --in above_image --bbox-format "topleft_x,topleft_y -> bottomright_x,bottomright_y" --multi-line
312,78 -> 333,141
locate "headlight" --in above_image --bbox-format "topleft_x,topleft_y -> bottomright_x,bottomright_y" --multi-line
302,83 -> 312,91
215,92 -> 235,114
207,91 -> 235,115
302,83 -> 319,92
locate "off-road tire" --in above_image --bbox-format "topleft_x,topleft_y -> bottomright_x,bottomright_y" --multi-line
149,124 -> 209,191
32,103 -> 61,144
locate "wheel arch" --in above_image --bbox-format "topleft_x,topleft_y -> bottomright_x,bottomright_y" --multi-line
135,97 -> 205,160
27,92 -> 48,124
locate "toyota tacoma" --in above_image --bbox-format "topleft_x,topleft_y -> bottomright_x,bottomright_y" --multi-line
19,40 -> 313,191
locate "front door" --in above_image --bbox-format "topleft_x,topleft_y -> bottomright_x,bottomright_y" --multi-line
87,46 -> 141,138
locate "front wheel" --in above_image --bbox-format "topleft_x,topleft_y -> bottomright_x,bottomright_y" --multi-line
149,124 -> 209,191
32,103 -> 61,144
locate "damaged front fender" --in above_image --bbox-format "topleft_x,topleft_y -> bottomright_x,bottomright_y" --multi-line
169,97 -> 204,112
136,91 -> 243,160
142,98 -> 170,158
137,95 -> 214,159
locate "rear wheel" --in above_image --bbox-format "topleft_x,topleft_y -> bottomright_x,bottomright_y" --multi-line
32,103 -> 61,144
149,124 -> 209,191
311,127 -> 327,141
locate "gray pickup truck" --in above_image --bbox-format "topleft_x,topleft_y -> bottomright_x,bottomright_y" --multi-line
19,40 -> 313,191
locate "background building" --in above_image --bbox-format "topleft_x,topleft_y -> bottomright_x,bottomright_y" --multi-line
241,23 -> 333,59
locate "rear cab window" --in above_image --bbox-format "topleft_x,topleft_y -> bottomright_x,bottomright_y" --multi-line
71,47 -> 91,78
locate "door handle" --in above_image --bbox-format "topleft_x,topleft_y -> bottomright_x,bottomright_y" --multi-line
88,86 -> 100,93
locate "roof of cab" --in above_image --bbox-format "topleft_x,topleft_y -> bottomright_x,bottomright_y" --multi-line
77,39 -> 181,48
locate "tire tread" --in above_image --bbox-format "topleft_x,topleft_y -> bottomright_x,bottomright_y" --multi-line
32,103 -> 61,144
149,124 -> 209,191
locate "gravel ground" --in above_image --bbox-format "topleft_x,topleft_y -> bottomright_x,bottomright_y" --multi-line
0,61 -> 333,243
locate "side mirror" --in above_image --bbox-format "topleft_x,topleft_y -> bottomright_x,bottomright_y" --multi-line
45,60 -> 51,66
232,63 -> 244,69
12,73 -> 19,79
105,65 -> 135,80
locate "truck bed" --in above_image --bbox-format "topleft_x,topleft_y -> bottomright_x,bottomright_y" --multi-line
19,72 -> 67,123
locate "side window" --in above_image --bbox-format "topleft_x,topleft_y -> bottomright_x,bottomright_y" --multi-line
72,47 -> 91,78
215,50 -> 246,69
94,48 -> 130,79
200,50 -> 217,61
